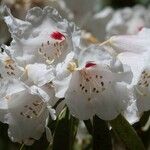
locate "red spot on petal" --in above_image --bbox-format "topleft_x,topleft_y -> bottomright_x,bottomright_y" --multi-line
85,61 -> 96,68
138,26 -> 143,31
50,31 -> 65,40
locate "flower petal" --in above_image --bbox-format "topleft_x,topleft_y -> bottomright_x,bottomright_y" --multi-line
4,6 -> 80,67
94,83 -> 130,120
110,28 -> 150,54
25,63 -> 54,86
0,79 -> 50,145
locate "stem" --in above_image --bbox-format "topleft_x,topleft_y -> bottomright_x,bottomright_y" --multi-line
19,144 -> 24,150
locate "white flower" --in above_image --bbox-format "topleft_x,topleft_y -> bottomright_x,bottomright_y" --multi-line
134,66 -> 150,112
105,28 -> 150,54
116,49 -> 150,115
106,5 -> 150,37
82,7 -> 114,41
59,0 -> 101,25
24,63 -> 54,86
0,50 -> 23,81
1,7 -> 71,120
0,79 -> 55,145
101,27 -> 150,119
1,7 -> 81,105
3,6 -> 80,68
54,45 -> 132,120
3,0 -> 49,19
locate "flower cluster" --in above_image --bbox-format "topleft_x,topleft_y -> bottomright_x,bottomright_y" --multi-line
0,6 -> 150,145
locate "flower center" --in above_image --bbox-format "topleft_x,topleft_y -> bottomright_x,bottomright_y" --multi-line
38,32 -> 68,64
78,65 -> 112,102
67,61 -> 77,72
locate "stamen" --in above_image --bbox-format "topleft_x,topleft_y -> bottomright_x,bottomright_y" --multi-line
46,59 -> 55,65
67,62 -> 77,72
98,38 -> 117,56
135,86 -> 147,96
99,39 -> 111,46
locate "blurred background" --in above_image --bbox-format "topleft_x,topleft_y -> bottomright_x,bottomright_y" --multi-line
0,0 -> 150,150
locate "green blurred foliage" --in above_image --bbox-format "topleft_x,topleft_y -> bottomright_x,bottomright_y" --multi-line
101,0 -> 150,8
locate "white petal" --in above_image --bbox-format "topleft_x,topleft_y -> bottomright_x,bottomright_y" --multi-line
45,126 -> 53,143
106,5 -> 147,37
63,0 -> 100,25
0,80 -> 50,145
53,52 -> 75,98
95,83 -> 130,120
0,51 -> 23,81
118,52 -> 149,86
78,45 -> 114,68
47,106 -> 56,120
25,63 -> 54,86
134,65 -> 150,112
110,28 -> 150,54
123,96 -> 140,125
3,6 -> 30,38
65,71 -> 95,120
82,7 -> 114,40
66,63 -> 130,120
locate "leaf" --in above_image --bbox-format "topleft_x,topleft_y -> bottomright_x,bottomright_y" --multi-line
93,115 -> 112,150
84,119 -> 93,135
52,107 -> 79,150
110,114 -> 145,150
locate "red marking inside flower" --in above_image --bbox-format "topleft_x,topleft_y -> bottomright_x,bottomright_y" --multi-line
50,31 -> 65,40
85,61 -> 96,68
138,26 -> 144,31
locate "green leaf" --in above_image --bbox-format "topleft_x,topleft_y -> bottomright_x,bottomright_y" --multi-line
84,119 -> 93,135
135,0 -> 150,5
52,107 -> 79,150
110,114 -> 145,150
93,115 -> 112,150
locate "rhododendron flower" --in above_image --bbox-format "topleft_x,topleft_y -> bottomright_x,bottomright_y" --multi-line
0,79 -> 55,145
1,6 -> 81,98
59,0 -> 100,25
54,45 -> 132,120
103,27 -> 150,116
105,28 -> 150,54
83,7 -> 114,41
118,52 -> 150,113
24,63 -> 54,86
106,5 -> 150,37
134,66 -> 150,112
0,50 -> 23,81
3,6 -> 80,68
